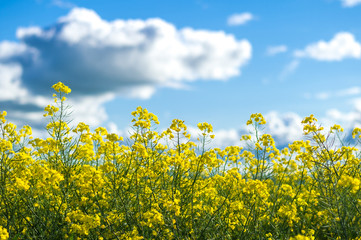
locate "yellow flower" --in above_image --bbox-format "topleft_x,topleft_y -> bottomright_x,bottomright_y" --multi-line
0,111 -> 7,124
247,113 -> 266,125
52,82 -> 71,94
43,105 -> 59,117
197,122 -> 213,133
352,128 -> 361,139
301,114 -> 317,124
330,124 -> 344,133
0,226 -> 9,240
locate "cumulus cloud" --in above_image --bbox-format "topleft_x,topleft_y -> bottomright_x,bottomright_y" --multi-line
294,32 -> 361,61
263,111 -> 305,145
326,108 -> 361,127
266,45 -> 287,56
67,94 -> 115,126
340,0 -> 361,7
13,8 -> 251,97
227,13 -> 254,26
0,63 -> 28,101
0,41 -> 30,60
351,98 -> 361,113
0,7 -> 252,134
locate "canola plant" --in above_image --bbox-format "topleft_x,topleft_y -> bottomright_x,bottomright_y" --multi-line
0,83 -> 361,239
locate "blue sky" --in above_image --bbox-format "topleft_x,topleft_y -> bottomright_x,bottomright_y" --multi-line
1,0 -> 361,148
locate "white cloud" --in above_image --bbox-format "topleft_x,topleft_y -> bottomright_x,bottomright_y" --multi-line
227,12 -> 254,26
264,111 -> 305,145
294,32 -> 361,61
352,98 -> 361,112
261,106 -> 361,147
279,60 -> 300,80
121,86 -> 156,100
11,8 -> 252,97
0,41 -> 29,60
266,45 -> 287,56
16,26 -> 44,39
107,122 -> 121,135
305,86 -> 361,100
321,99 -> 361,135
68,94 -> 115,126
326,108 -> 361,127
341,0 -> 361,7
337,87 -> 361,97
0,63 -> 28,101
209,129 -> 243,149
0,7 -> 252,133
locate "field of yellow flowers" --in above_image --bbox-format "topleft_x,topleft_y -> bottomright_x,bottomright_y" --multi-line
1,82 -> 361,239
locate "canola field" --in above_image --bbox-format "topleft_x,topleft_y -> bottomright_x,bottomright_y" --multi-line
1,82 -> 361,239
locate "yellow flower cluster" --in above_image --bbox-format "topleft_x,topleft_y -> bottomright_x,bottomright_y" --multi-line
52,82 -> 71,94
330,124 -> 344,133
247,113 -> 267,125
66,210 -> 101,236
338,175 -> 361,194
0,226 -> 9,240
0,111 -> 6,124
197,122 -> 215,138
0,82 -> 361,239
352,127 -> 361,139
43,105 -> 59,117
